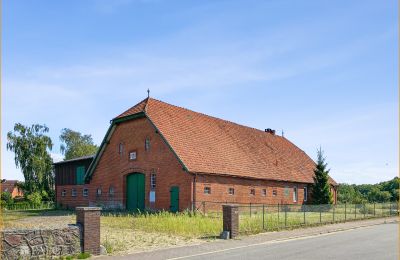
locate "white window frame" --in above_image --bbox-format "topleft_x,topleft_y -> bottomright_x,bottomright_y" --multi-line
71,189 -> 77,197
145,137 -> 151,151
272,189 -> 277,196
83,188 -> 89,197
250,188 -> 255,196
96,188 -> 102,197
150,173 -> 156,190
228,187 -> 235,195
293,186 -> 298,202
204,187 -> 211,194
118,143 -> 124,155
303,187 -> 308,202
129,151 -> 137,160
62,189 -> 66,197
262,188 -> 267,196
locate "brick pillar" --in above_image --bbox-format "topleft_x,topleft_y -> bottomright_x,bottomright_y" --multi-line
223,204 -> 239,238
76,207 -> 101,255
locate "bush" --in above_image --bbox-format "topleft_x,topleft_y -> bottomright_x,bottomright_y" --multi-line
26,192 -> 42,206
1,192 -> 14,205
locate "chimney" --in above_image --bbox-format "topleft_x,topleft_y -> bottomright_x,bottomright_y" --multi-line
265,128 -> 275,135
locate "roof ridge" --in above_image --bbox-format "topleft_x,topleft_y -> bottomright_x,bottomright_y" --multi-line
148,98 -> 281,138
115,97 -> 149,119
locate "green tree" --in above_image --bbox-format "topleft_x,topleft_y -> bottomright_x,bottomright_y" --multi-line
311,148 -> 333,204
7,123 -> 54,196
60,128 -> 98,160
1,192 -> 14,205
27,191 -> 42,206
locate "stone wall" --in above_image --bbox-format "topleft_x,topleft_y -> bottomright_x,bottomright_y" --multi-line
1,225 -> 81,259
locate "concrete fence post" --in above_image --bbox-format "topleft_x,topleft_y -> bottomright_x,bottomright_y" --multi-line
222,204 -> 239,239
76,207 -> 101,255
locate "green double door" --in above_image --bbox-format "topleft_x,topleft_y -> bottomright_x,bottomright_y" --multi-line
126,173 -> 145,211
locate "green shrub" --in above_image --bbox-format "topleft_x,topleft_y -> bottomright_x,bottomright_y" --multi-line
26,192 -> 42,206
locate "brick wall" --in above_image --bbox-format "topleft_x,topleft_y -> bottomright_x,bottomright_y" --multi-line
57,117 -> 194,211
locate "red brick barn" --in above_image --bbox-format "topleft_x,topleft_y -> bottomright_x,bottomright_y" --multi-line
55,98 -> 337,211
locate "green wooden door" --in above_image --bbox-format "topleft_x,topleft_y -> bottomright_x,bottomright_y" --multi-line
126,173 -> 145,211
170,186 -> 179,213
76,166 -> 85,185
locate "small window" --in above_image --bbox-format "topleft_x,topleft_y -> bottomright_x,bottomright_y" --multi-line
250,189 -> 255,196
272,189 -> 277,196
83,188 -> 89,197
129,151 -> 137,160
96,188 -> 102,197
118,143 -> 124,155
228,188 -> 235,195
303,187 -> 307,202
284,186 -> 290,197
204,187 -> 211,194
109,186 -> 114,197
262,189 -> 267,196
293,186 -> 298,202
71,189 -> 77,197
62,189 -> 66,197
150,173 -> 156,190
145,137 -> 151,151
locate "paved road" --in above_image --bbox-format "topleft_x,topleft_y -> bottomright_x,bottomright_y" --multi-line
108,219 -> 398,260
176,223 -> 398,260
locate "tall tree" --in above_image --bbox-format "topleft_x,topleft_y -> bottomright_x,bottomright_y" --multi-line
6,123 -> 54,195
60,128 -> 98,160
311,148 -> 333,204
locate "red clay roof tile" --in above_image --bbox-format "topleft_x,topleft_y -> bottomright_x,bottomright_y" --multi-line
115,98 -> 337,185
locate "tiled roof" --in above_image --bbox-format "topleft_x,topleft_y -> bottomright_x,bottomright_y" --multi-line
115,98 -> 337,185
1,180 -> 19,193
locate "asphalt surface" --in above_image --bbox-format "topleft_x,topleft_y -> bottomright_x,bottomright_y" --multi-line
105,218 -> 398,260
176,223 -> 398,260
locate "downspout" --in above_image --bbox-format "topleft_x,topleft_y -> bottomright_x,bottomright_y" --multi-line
192,173 -> 197,212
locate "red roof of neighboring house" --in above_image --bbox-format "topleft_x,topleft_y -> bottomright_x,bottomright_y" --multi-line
1,180 -> 19,193
113,98 -> 336,185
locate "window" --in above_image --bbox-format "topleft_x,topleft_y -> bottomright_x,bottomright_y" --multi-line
228,188 -> 235,195
109,186 -> 114,197
62,189 -> 66,197
150,173 -> 156,190
118,143 -> 124,155
272,189 -> 277,196
129,151 -> 137,160
303,187 -> 307,202
83,188 -> 89,197
204,187 -> 211,194
96,188 -> 102,197
250,189 -> 255,196
71,189 -> 77,197
293,186 -> 298,202
262,189 -> 267,196
145,137 -> 151,151
284,186 -> 290,197
76,166 -> 85,185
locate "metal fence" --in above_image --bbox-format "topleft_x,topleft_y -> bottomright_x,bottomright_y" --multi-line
1,201 -> 55,210
195,201 -> 399,234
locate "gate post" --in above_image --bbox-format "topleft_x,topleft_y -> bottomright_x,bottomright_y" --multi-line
222,204 -> 239,239
76,207 -> 101,255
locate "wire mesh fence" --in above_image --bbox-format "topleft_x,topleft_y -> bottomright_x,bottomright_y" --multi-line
1,201 -> 55,210
195,201 -> 399,234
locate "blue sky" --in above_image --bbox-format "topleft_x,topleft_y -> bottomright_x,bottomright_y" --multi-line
2,0 -> 398,184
